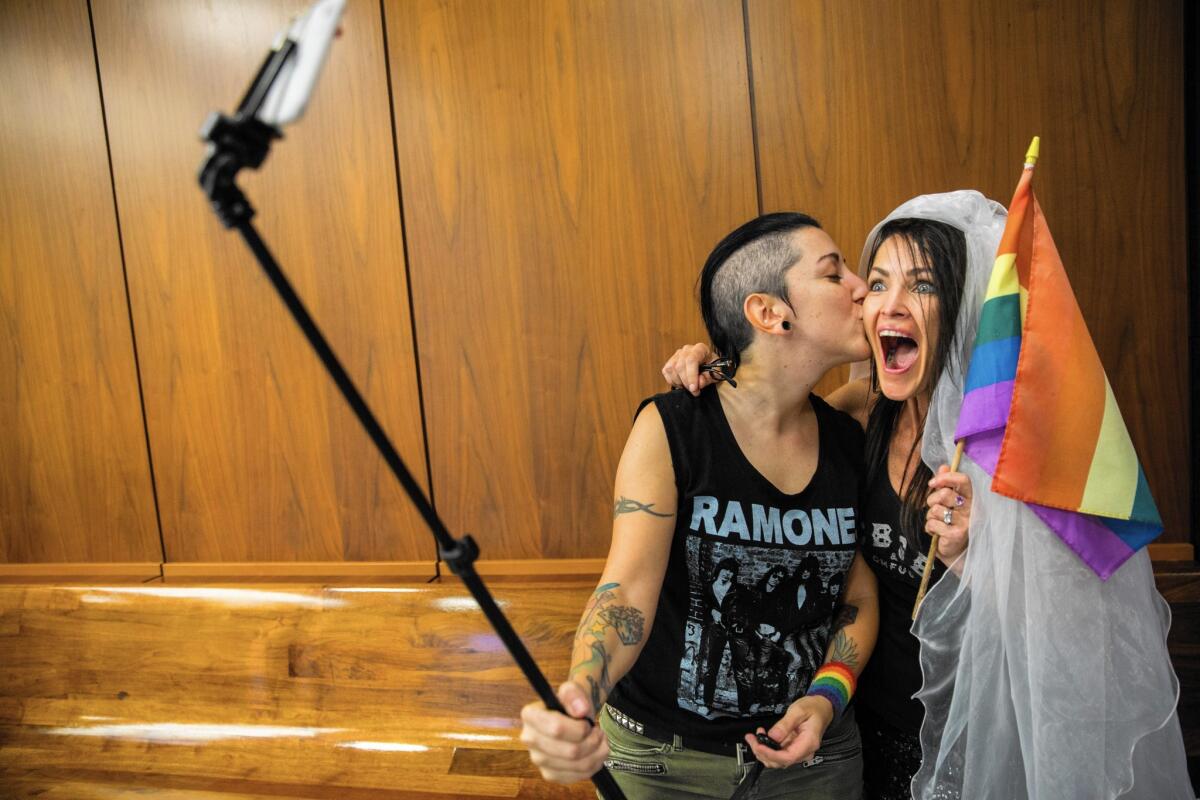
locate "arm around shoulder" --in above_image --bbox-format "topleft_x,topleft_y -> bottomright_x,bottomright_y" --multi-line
824,377 -> 871,429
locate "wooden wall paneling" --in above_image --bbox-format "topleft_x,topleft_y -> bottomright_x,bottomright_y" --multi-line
90,0 -> 434,567
386,0 -> 759,559
747,0 -> 1191,549
0,0 -> 161,565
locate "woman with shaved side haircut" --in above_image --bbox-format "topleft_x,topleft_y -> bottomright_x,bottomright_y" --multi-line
663,191 -> 1192,799
521,213 -> 881,799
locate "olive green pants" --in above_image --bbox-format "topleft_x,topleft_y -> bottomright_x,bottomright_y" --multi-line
598,706 -> 863,799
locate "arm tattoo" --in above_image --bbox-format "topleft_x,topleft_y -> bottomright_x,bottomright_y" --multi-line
831,603 -> 859,634
613,496 -> 674,519
601,604 -> 645,645
828,629 -> 859,670
569,582 -> 647,713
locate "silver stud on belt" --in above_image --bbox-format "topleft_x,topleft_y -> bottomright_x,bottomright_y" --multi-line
605,706 -> 644,735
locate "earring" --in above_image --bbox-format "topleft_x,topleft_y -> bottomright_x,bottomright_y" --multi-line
781,321 -> 791,331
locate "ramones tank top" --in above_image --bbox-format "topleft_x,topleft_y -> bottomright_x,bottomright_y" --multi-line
605,386 -> 864,746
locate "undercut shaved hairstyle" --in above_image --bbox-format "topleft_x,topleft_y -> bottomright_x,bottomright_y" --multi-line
699,212 -> 822,375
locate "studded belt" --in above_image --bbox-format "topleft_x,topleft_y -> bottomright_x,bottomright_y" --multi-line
603,704 -> 753,759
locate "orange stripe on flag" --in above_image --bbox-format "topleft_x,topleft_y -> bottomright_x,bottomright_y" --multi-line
992,195 -> 1106,509
998,168 -> 1033,262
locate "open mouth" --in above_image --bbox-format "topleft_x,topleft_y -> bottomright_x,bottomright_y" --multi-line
880,330 -> 918,373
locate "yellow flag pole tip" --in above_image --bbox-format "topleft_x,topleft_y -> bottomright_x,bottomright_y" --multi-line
1025,136 -> 1041,167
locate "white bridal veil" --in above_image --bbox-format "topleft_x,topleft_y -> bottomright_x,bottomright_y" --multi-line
859,191 -> 1194,799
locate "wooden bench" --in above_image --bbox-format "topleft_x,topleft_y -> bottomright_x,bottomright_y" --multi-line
2,565 -> 1197,797
0,580 -> 598,799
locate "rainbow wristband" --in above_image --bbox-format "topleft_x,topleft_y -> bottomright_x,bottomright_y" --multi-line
805,662 -> 856,719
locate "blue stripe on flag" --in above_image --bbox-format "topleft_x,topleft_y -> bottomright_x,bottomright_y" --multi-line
1100,514 -> 1162,554
964,335 -> 1021,393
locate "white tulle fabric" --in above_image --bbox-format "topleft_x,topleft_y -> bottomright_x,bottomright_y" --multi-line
859,191 -> 1194,799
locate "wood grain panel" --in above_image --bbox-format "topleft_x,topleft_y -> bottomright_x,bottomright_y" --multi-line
386,0 -> 758,558
90,1 -> 433,564
0,582 -> 598,798
1152,544 -> 1198,563
161,560 -> 432,582
0,563 -> 160,583
0,0 -> 160,563
747,0 -> 1190,547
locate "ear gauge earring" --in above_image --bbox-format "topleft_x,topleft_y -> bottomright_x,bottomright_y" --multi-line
781,321 -> 791,331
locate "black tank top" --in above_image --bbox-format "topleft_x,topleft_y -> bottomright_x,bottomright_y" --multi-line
606,387 -> 864,746
857,464 -> 943,734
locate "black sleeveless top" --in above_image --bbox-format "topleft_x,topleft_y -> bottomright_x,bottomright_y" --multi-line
606,387 -> 864,746
857,464 -> 943,734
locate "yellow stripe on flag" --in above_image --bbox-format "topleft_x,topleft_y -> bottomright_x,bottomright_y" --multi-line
984,252 -> 1020,301
1079,378 -> 1140,519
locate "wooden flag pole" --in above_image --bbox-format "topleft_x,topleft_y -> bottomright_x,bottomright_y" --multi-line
912,440 -> 964,619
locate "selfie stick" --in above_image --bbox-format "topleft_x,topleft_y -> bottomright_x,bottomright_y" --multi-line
197,3 -> 625,797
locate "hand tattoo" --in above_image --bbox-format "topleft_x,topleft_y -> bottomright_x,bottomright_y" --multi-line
568,582 -> 646,714
613,496 -> 674,519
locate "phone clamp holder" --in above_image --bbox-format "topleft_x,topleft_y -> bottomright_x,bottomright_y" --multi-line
198,113 -> 279,227
198,39 -> 296,227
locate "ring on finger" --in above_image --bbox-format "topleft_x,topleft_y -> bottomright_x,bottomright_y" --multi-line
942,509 -> 953,525
955,494 -> 965,507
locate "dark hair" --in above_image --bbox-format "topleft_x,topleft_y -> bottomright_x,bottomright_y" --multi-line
714,557 -> 740,580
698,212 -> 822,376
862,218 -> 968,542
793,555 -> 820,580
755,565 -> 788,594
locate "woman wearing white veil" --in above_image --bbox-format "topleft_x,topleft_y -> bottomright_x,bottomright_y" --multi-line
891,190 -> 1195,799
665,189 -> 1193,798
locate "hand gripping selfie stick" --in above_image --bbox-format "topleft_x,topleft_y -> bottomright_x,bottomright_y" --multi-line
197,3 -> 624,797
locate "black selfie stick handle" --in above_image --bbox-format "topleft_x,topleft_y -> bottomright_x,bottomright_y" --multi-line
234,220 -> 625,800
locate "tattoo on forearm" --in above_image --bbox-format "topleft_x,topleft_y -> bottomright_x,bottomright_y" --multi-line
568,582 -> 647,713
601,604 -> 645,645
831,603 -> 859,634
583,674 -> 604,715
575,642 -> 610,714
828,629 -> 859,670
613,496 -> 674,519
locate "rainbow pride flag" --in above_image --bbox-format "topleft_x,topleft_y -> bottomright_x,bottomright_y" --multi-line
953,139 -> 1162,579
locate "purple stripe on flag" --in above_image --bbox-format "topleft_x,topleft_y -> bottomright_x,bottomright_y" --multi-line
954,380 -> 1015,440
966,430 -> 1138,580
1028,503 -> 1135,581
962,427 -> 1005,475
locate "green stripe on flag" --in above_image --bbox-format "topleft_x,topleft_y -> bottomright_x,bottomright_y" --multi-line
974,293 -> 1022,347
1129,464 -> 1162,527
